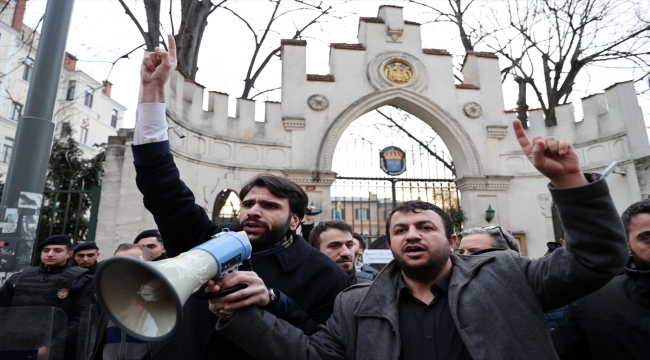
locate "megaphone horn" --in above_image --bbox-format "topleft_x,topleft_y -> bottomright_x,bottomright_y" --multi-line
94,230 -> 252,342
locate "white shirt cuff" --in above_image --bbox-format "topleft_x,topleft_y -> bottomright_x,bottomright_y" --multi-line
134,103 -> 168,145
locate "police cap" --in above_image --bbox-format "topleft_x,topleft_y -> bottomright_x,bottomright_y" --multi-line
37,235 -> 74,252
73,241 -> 99,252
134,229 -> 161,244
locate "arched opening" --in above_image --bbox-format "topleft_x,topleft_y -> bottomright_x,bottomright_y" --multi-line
331,105 -> 462,246
318,89 -> 483,179
212,189 -> 241,224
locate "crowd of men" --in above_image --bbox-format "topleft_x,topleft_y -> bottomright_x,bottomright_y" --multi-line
0,34 -> 648,360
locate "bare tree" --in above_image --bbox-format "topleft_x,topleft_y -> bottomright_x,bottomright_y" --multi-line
223,0 -> 339,99
118,0 -> 226,80
409,0 -> 484,52
118,0 -> 342,94
484,0 -> 650,126
411,0 -> 649,127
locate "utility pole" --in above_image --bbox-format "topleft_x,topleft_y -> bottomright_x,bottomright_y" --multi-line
0,0 -> 75,273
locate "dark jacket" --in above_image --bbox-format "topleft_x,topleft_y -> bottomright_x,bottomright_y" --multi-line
357,263 -> 379,279
350,271 -> 371,285
553,257 -> 650,359
132,141 -> 350,360
216,176 -> 628,360
0,264 -> 94,360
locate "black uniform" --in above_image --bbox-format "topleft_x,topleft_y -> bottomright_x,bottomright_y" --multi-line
0,264 -> 95,360
553,257 -> 650,359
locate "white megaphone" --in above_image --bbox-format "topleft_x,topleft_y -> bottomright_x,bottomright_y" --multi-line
94,230 -> 252,342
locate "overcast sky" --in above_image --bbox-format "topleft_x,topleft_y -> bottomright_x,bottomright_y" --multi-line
21,0 -> 649,132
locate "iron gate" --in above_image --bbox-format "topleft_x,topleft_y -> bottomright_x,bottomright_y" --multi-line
330,106 -> 462,245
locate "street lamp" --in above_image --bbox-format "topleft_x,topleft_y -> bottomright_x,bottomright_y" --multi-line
485,205 -> 495,223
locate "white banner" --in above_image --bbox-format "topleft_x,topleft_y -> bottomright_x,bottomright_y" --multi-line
363,249 -> 393,264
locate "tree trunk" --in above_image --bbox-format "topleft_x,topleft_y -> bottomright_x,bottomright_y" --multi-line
515,76 -> 529,128
143,0 -> 161,50
176,0 -> 213,79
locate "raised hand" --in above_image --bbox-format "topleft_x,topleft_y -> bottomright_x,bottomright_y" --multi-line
513,119 -> 587,188
140,34 -> 177,103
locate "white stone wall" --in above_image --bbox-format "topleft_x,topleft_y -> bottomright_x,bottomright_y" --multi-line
98,6 -> 649,258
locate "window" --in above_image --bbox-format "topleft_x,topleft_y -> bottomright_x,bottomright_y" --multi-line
79,127 -> 88,144
79,119 -> 89,144
10,102 -> 22,121
84,86 -> 93,108
355,208 -> 370,220
331,208 -> 346,220
1,137 -> 13,163
66,80 -> 76,101
59,121 -> 70,139
110,109 -> 118,128
22,57 -> 34,82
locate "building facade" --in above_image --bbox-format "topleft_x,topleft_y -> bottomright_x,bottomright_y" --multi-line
97,6 -> 649,258
0,0 -> 126,178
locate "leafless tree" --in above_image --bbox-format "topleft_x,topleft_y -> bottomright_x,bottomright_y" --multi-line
409,0 -> 486,52
118,0 -> 226,80
222,0 -> 342,99
118,0 -> 344,98
483,0 -> 650,126
411,0 -> 649,127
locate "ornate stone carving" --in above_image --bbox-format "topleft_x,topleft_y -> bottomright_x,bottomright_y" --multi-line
463,102 -> 483,118
486,125 -> 508,139
308,94 -> 329,111
283,117 -> 306,130
367,51 -> 428,92
383,60 -> 414,85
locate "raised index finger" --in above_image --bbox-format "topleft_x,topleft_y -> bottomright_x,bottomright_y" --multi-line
513,119 -> 532,154
167,34 -> 177,63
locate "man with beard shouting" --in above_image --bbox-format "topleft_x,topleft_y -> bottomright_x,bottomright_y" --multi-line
131,35 -> 350,360
210,119 -> 629,359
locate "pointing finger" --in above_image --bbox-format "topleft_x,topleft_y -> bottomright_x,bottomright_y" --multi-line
513,119 -> 532,155
168,34 -> 177,66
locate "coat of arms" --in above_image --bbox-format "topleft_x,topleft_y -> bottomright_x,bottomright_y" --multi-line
380,147 -> 406,176
57,288 -> 69,299
383,61 -> 414,85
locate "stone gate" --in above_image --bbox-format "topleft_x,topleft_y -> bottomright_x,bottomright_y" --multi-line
96,6 -> 650,257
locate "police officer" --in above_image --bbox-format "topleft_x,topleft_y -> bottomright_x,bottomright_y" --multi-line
0,235 -> 95,360
73,241 -> 100,274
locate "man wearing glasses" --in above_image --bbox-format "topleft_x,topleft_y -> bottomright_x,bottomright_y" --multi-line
210,118 -> 628,359
457,225 -> 521,255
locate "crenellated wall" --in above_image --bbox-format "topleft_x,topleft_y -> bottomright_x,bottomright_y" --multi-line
96,5 -> 650,258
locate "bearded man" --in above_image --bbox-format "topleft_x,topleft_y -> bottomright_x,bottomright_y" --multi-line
211,120 -> 628,359
131,35 -> 349,360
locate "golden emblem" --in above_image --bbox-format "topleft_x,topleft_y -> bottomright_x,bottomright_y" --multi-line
57,288 -> 69,299
383,60 -> 414,84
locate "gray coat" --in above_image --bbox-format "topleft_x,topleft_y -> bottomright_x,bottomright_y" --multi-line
217,178 -> 628,360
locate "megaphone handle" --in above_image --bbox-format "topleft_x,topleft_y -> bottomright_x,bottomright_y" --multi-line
193,283 -> 249,299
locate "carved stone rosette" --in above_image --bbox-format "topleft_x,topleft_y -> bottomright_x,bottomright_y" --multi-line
308,94 -> 329,111
463,102 -> 483,118
367,51 -> 428,92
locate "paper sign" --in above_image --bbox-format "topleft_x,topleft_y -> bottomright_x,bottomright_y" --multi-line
18,192 -> 42,209
362,249 -> 394,264
1,223 -> 17,234
3,208 -> 18,223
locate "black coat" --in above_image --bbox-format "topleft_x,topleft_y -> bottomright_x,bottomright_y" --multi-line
553,257 -> 650,359
132,143 -> 350,360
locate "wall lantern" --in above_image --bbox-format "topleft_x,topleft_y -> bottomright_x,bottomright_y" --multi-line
485,205 -> 495,223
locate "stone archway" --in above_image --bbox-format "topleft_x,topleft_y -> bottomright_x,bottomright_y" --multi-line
317,88 -> 483,178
